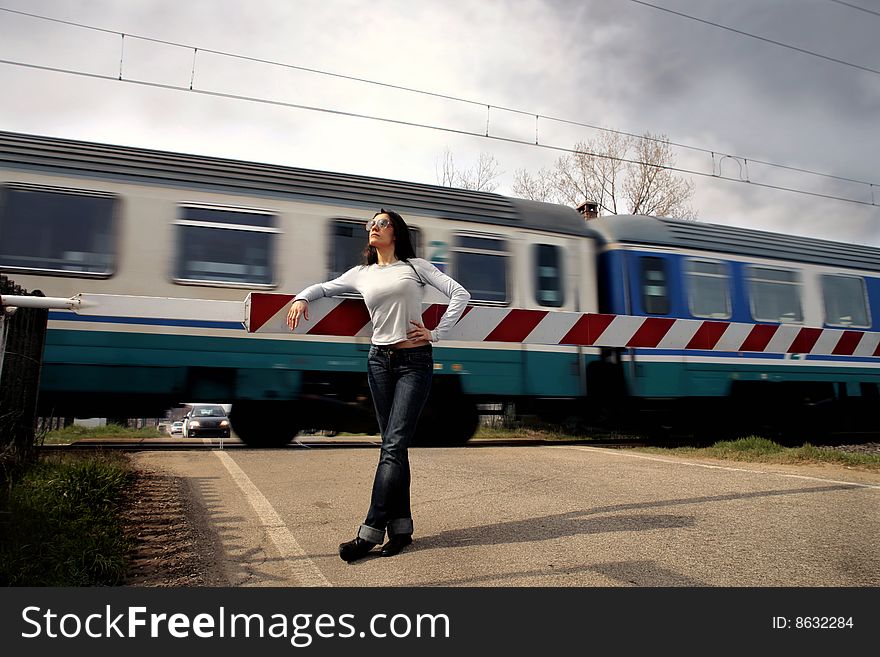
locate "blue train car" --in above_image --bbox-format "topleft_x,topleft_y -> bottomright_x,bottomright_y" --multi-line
590,215 -> 880,434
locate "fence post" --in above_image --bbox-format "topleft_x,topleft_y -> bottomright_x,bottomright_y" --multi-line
0,304 -> 8,381
0,275 -> 49,477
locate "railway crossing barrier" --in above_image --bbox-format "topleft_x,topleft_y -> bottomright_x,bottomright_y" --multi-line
244,293 -> 880,357
2,290 -> 879,358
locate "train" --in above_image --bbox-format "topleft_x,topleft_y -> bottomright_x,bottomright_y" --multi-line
1,130 -> 879,446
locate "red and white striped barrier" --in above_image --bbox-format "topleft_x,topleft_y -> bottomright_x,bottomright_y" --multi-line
244,293 -> 880,358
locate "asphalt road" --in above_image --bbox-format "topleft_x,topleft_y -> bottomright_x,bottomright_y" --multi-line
130,444 -> 880,587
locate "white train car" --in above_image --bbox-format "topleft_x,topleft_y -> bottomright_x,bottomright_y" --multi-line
0,131 -> 602,445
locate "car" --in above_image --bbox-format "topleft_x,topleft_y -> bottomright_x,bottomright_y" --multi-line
182,404 -> 231,439
170,421 -> 184,435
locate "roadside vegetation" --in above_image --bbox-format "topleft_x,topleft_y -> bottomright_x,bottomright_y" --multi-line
41,423 -> 165,445
475,426 -> 880,471
633,436 -> 880,471
475,425 -> 581,441
0,453 -> 131,585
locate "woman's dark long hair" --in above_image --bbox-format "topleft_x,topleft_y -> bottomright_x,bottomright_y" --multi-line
362,208 -> 418,265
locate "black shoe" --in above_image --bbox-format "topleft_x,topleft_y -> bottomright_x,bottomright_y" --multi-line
380,535 -> 413,557
339,537 -> 377,562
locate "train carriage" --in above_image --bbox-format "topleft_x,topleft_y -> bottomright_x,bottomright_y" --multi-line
0,131 -> 601,445
2,130 -> 879,445
590,215 -> 880,435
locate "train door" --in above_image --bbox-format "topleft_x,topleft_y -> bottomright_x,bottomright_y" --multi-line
623,251 -> 687,399
520,236 -> 586,399
680,257 -> 738,399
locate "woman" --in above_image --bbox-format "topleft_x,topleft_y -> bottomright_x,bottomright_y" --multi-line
287,209 -> 471,561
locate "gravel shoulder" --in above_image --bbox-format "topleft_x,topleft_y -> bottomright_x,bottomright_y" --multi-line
120,462 -> 226,587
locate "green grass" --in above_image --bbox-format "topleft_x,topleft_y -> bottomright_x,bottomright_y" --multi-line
0,453 -> 132,586
41,423 -> 165,444
634,436 -> 880,471
474,426 -> 880,470
475,425 -> 570,440
473,424 -> 640,442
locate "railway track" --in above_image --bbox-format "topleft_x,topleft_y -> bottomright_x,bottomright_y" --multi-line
38,431 -> 880,454
38,436 -> 648,452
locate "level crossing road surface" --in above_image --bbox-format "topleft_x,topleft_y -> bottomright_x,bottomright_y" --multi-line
130,444 -> 880,587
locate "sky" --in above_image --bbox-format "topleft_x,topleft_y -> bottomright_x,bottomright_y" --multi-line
0,0 -> 878,245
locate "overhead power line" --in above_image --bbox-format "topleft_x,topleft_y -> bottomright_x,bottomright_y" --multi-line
1,55 -> 876,209
827,0 -> 880,18
628,0 -> 880,76
0,4 -> 876,193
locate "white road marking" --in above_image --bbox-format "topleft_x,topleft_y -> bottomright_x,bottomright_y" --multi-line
214,450 -> 333,587
555,445 -> 880,490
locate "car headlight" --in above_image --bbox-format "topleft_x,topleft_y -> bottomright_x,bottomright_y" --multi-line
189,421 -> 201,427
220,420 -> 229,427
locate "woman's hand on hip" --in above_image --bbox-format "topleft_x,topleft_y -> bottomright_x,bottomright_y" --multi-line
287,300 -> 309,330
407,320 -> 432,342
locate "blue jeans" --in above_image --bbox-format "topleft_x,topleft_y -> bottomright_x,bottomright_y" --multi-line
357,344 -> 433,544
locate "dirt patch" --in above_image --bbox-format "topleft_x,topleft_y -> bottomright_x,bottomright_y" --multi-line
120,463 -> 221,587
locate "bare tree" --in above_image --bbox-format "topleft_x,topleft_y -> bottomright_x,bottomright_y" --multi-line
435,148 -> 502,192
511,167 -> 559,203
436,148 -> 457,188
459,152 -> 502,192
514,132 -> 697,219
554,131 -> 630,215
623,135 -> 697,219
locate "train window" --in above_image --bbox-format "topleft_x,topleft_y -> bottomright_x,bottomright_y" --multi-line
533,244 -> 564,307
686,259 -> 731,319
640,257 -> 669,315
329,219 -> 420,279
747,266 -> 803,323
0,185 -> 115,277
452,234 -> 508,304
174,205 -> 277,286
822,275 -> 870,328
330,221 -> 366,279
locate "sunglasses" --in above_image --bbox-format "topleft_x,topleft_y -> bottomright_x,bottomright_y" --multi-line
366,217 -> 392,232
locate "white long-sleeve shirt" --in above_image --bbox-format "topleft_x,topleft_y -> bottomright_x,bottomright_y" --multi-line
294,258 -> 471,345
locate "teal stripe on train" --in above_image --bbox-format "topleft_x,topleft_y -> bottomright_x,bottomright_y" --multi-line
41,329 -> 592,399
44,328 -> 880,401
627,361 -> 880,397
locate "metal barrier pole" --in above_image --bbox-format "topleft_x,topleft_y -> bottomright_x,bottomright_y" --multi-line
0,294 -> 83,311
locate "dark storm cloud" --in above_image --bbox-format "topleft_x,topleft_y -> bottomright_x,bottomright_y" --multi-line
524,0 -> 879,238
582,0 -> 879,117
543,1 -> 878,169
